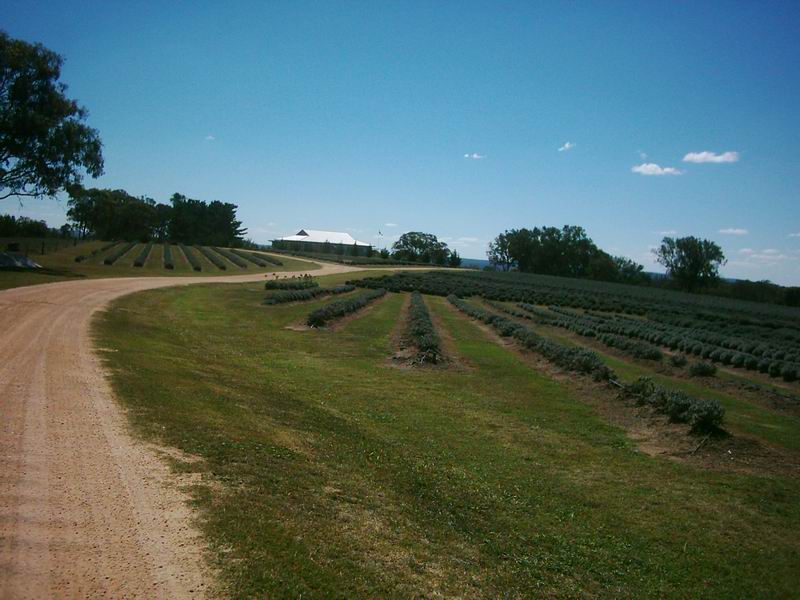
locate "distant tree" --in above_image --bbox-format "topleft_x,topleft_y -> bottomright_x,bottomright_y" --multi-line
653,236 -> 726,292
379,248 -> 390,260
0,31 -> 103,200
392,231 -> 451,264
487,233 -> 514,270
448,249 -> 462,267
613,256 -> 649,285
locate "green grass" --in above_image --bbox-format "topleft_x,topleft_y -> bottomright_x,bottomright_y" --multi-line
94,278 -> 800,598
0,239 -> 318,290
505,314 -> 800,452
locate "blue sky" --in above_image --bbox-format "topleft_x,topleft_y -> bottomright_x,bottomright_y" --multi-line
4,1 -> 799,284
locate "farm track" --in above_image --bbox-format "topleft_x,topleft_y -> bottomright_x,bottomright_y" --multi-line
0,261 -> 355,599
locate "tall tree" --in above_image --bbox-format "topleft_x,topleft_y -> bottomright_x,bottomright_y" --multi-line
653,236 -> 726,292
392,232 -> 451,264
487,233 -> 514,270
0,31 -> 103,200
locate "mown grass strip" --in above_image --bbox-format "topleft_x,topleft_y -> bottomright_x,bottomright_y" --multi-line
307,288 -> 386,327
133,242 -> 153,267
103,242 -> 137,265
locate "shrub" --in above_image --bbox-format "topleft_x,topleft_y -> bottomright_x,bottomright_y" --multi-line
669,354 -> 688,368
689,361 -> 717,377
407,291 -> 442,364
626,376 -> 724,432
133,242 -> 153,267
103,242 -> 136,265
307,288 -> 386,327
781,365 -> 798,382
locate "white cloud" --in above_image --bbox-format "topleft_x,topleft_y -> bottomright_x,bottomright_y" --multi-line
761,248 -> 779,255
384,222 -> 398,228
631,163 -> 682,176
789,232 -> 800,238
205,135 -> 216,141
682,151 -> 739,163
558,142 -> 575,152
464,153 -> 485,159
656,229 -> 678,236
739,248 -> 754,254
638,150 -> 648,160
718,228 -> 748,235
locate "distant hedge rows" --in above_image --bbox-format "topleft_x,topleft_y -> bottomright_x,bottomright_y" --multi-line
407,291 -> 442,364
75,240 -> 119,263
163,243 -> 174,269
103,242 -> 136,265
214,247 -> 249,268
133,242 -> 153,267
180,243 -> 202,271
231,249 -> 270,267
307,288 -> 386,327
265,275 -> 318,290
448,295 -> 614,381
627,377 -> 724,433
197,246 -> 226,270
264,284 -> 355,305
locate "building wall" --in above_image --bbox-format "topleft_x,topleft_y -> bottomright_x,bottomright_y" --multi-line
272,239 -> 373,256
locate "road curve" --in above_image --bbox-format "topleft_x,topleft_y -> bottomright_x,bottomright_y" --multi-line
0,262 -> 355,599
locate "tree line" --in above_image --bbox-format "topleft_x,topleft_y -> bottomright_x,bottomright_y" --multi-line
66,186 -> 246,246
487,226 -> 649,285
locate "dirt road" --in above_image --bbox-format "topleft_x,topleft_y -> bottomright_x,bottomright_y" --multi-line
0,263 -> 354,599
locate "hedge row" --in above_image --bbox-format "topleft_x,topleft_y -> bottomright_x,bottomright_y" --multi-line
180,244 -> 202,271
163,244 -> 174,270
213,247 -> 249,268
133,242 -> 153,267
265,275 -> 318,290
448,295 -> 614,381
75,240 -> 119,263
626,376 -> 724,433
196,246 -> 226,270
264,284 -> 354,305
307,288 -> 386,327
407,291 -> 443,364
596,332 -> 663,361
103,242 -> 136,265
231,249 -> 269,267
257,252 -> 284,266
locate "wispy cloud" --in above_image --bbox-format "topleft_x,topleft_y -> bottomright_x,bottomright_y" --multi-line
638,150 -> 648,160
464,153 -> 485,159
789,232 -> 800,238
558,142 -> 575,152
631,163 -> 682,176
384,222 -> 398,228
739,248 -> 754,254
656,229 -> 678,236
205,134 -> 216,141
683,151 -> 739,163
719,228 -> 748,235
